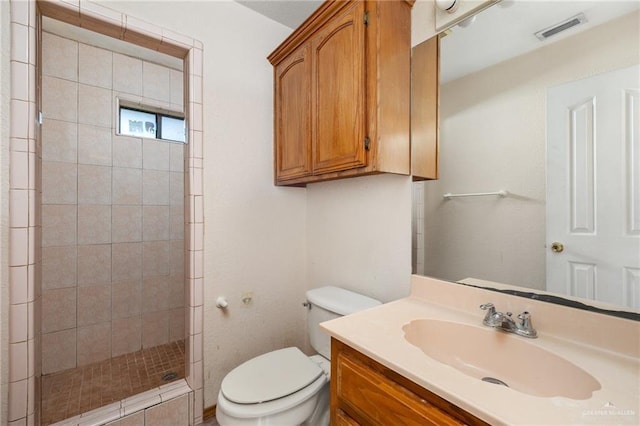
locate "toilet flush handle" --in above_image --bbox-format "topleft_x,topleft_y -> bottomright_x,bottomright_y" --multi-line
302,301 -> 312,310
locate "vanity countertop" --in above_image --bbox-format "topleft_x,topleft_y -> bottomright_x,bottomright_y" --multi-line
320,275 -> 640,426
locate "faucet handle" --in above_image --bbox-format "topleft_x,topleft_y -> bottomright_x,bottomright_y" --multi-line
479,303 -> 494,311
479,303 -> 501,327
515,311 -> 538,338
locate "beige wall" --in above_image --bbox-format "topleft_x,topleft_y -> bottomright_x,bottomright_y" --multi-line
421,11 -> 640,290
40,30 -> 187,374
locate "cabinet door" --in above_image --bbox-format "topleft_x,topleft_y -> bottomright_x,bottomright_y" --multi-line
311,0 -> 367,175
274,44 -> 312,182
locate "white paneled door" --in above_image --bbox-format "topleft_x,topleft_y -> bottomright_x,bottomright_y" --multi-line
546,65 -> 640,310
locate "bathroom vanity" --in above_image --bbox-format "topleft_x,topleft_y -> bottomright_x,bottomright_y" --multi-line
321,275 -> 640,425
332,338 -> 486,425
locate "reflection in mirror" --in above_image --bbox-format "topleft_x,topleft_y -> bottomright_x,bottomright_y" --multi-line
412,1 -> 640,315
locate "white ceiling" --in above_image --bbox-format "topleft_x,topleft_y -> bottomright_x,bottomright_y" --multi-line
237,0 -> 322,28
236,0 -> 638,84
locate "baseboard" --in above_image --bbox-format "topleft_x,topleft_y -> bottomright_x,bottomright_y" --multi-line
203,405 -> 216,420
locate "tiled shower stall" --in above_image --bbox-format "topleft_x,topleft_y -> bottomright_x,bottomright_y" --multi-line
40,29 -> 186,375
7,0 -> 205,424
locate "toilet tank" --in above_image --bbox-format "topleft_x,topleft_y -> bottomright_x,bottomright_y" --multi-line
306,286 -> 381,359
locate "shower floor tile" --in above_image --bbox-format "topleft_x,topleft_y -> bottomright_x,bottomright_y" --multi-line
41,340 -> 185,425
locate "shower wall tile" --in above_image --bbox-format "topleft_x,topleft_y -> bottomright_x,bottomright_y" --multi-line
10,150 -> 29,189
77,322 -> 111,366
77,205 -> 111,245
113,136 -> 142,168
10,19 -> 28,63
10,99 -> 29,140
77,284 -> 111,326
142,170 -> 169,205
77,244 -> 111,286
144,394 -> 189,426
169,172 -> 183,206
9,341 -> 28,383
10,266 -> 29,305
41,204 -> 76,247
41,288 -> 76,333
143,139 -> 170,171
78,124 -> 112,166
142,311 -> 168,349
41,119 -> 77,163
112,242 -> 142,282
42,76 -> 77,122
78,164 -> 112,205
168,275 -> 184,310
113,53 -> 143,96
169,142 -> 184,172
10,189 -> 29,228
170,240 -> 184,277
170,206 -> 184,241
41,161 -> 77,205
41,329 -> 76,375
143,205 -> 170,241
143,62 -> 171,103
42,32 -> 78,81
112,280 -> 142,320
78,84 -> 112,128
106,411 -> 144,426
41,246 -> 77,290
142,241 -> 170,277
11,61 -> 29,101
111,317 -> 142,357
170,69 -> 184,109
113,167 -> 142,205
169,308 -> 185,342
142,275 -> 169,313
79,44 -> 112,89
112,205 -> 142,243
9,303 -> 27,343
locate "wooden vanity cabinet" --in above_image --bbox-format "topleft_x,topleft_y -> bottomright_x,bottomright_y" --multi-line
331,338 -> 489,426
268,0 -> 415,186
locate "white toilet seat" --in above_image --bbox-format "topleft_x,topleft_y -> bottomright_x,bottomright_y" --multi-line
217,351 -> 330,421
217,372 -> 328,419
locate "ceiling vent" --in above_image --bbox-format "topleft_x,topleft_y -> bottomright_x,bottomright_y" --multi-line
534,13 -> 587,41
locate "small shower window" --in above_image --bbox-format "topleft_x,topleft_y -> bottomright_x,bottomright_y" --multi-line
119,105 -> 186,143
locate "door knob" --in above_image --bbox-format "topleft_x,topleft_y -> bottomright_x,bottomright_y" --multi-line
551,242 -> 564,253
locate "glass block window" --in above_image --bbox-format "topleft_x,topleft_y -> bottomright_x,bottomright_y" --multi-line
119,106 -> 186,143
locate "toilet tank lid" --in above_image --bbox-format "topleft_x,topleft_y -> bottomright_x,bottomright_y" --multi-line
306,286 -> 382,316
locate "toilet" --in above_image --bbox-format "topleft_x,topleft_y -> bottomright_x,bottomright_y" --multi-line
216,286 -> 381,425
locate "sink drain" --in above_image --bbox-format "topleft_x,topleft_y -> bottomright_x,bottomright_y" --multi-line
161,372 -> 178,382
482,377 -> 509,387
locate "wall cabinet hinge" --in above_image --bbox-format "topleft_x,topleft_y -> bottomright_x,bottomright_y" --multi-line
364,11 -> 369,26
364,136 -> 370,151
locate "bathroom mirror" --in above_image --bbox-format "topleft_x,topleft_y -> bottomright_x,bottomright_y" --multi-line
412,0 -> 640,318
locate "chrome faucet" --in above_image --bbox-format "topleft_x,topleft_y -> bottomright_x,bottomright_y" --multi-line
479,303 -> 537,338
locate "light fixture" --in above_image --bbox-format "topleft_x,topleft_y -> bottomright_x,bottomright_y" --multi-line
436,0 -> 458,14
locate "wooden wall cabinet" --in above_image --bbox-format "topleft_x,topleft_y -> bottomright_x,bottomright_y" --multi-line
268,0 -> 417,186
331,338 -> 489,426
411,36 -> 440,180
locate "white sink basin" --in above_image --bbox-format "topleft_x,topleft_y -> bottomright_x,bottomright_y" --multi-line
402,319 -> 601,400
